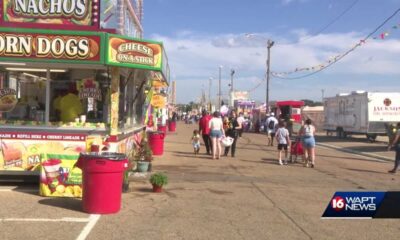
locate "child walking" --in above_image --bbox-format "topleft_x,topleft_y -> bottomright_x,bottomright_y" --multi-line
191,130 -> 201,155
275,121 -> 291,165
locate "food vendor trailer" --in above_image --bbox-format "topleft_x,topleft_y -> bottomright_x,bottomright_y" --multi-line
273,100 -> 305,135
0,0 -> 170,197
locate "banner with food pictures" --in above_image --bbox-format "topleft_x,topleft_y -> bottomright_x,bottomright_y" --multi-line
0,132 -> 86,171
107,34 -> 163,71
1,0 -> 100,29
0,28 -> 104,64
40,154 -> 82,198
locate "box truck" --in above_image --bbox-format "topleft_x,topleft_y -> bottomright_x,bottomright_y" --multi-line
323,91 -> 400,141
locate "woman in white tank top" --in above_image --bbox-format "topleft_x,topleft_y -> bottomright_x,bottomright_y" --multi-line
209,111 -> 225,159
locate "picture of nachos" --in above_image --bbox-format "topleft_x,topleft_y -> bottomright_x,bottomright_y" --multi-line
0,94 -> 17,112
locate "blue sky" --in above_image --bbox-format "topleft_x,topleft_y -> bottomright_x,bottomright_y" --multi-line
143,0 -> 400,104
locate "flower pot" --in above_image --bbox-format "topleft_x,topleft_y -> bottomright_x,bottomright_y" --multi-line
147,162 -> 152,172
137,161 -> 149,172
152,184 -> 163,193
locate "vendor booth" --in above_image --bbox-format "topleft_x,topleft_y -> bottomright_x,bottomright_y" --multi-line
0,0 -> 170,197
273,101 -> 305,135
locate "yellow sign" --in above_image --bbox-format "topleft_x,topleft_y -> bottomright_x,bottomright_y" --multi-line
152,80 -> 168,88
107,34 -> 163,71
151,94 -> 166,108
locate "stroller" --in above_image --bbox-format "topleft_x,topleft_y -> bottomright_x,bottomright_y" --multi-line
289,136 -> 304,163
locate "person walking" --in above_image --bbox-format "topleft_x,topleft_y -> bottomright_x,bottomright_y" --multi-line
224,110 -> 242,158
237,112 -> 245,137
209,111 -> 225,159
300,119 -> 316,168
275,121 -> 291,165
388,122 -> 400,173
199,110 -> 213,155
266,113 -> 279,146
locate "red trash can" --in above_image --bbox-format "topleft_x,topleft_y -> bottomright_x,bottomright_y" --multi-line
148,131 -> 165,156
158,125 -> 167,134
168,121 -> 176,132
75,153 -> 128,214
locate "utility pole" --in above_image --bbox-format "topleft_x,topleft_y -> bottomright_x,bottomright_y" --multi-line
218,66 -> 222,110
209,77 -> 212,112
230,69 -> 235,107
266,39 -> 274,114
321,89 -> 325,101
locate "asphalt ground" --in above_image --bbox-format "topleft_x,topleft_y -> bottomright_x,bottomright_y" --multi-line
0,122 -> 399,240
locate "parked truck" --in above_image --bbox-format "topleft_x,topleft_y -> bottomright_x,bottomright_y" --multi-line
323,91 -> 400,141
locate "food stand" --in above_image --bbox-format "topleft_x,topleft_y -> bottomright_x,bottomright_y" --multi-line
0,0 -> 170,197
273,101 -> 305,135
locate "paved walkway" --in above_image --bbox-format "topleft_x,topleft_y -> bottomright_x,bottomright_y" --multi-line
92,122 -> 399,240
1,122 -> 399,240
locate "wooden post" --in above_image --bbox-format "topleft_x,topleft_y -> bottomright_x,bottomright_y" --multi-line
110,67 -> 120,136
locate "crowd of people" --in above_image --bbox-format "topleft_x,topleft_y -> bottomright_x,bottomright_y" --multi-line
194,109 -> 317,167
191,109 -> 400,174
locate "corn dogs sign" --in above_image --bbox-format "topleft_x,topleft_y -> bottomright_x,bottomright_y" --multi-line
0,28 -> 102,63
1,0 -> 99,29
107,35 -> 163,71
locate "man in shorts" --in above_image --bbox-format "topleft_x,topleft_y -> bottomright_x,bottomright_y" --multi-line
275,121 -> 291,165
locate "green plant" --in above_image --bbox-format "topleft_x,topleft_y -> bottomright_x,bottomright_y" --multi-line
150,172 -> 168,187
134,138 -> 153,162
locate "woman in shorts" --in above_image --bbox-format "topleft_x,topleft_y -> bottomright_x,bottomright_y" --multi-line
209,111 -> 225,159
300,119 -> 316,168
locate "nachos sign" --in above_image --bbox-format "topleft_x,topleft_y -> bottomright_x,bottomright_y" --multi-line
1,0 -> 100,29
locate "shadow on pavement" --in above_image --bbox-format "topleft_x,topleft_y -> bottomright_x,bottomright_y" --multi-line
12,184 -> 40,196
342,146 -> 387,153
344,168 -> 389,175
317,154 -> 375,162
135,187 -> 153,193
316,135 -> 388,144
172,153 -> 215,160
38,197 -> 82,212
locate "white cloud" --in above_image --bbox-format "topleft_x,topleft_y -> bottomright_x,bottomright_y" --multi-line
151,30 -> 400,103
281,0 -> 309,5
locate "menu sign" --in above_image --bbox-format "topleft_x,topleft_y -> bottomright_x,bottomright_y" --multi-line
107,34 -> 163,71
0,88 -> 17,112
151,94 -> 166,108
0,28 -> 103,63
1,0 -> 100,29
77,78 -> 101,101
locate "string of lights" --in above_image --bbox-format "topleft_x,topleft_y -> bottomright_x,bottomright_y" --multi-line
272,7 -> 400,80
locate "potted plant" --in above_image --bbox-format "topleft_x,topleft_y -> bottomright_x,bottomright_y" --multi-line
149,172 -> 168,193
134,138 -> 153,172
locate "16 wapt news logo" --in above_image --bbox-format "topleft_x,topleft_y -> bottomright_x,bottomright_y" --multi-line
322,191 -> 400,219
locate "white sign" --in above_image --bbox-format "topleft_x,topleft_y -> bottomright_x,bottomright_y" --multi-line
233,91 -> 249,100
368,92 -> 400,122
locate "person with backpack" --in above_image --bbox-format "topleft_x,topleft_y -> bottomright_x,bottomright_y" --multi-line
266,113 -> 279,146
275,121 -> 291,165
300,119 -> 316,168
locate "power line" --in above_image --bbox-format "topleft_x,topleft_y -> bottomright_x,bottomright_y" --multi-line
273,6 -> 400,80
293,0 -> 359,44
247,74 -> 266,92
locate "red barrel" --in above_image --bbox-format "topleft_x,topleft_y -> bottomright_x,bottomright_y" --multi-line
76,153 -> 128,214
148,131 -> 165,155
168,121 -> 176,132
158,125 -> 167,134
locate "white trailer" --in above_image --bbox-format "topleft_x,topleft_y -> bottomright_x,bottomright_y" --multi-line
323,91 -> 400,141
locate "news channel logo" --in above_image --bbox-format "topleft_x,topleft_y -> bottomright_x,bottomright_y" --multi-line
322,191 -> 400,219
